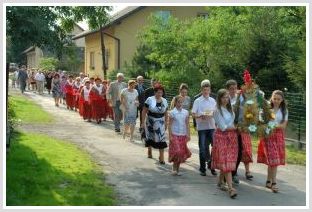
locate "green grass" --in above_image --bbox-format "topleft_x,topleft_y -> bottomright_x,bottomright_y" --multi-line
9,94 -> 54,124
7,131 -> 116,206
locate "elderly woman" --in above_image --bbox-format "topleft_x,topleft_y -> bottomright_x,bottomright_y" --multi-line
141,84 -> 169,164
120,80 -> 139,142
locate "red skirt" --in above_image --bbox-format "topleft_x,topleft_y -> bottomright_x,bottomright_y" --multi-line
257,128 -> 285,166
241,132 -> 253,163
212,129 -> 238,172
82,101 -> 92,120
90,91 -> 107,120
168,135 -> 192,164
65,93 -> 75,109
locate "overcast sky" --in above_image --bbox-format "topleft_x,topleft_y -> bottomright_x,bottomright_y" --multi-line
78,6 -> 127,30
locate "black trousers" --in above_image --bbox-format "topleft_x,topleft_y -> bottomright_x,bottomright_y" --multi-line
232,133 -> 243,176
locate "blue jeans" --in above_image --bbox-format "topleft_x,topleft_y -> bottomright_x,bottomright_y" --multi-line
198,129 -> 215,173
113,101 -> 123,130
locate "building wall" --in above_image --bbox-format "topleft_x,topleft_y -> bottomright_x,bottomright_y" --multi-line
72,25 -> 85,48
84,6 -> 208,78
113,6 -> 208,70
84,28 -> 116,78
26,47 -> 44,69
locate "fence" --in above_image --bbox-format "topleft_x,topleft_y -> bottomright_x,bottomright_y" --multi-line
121,77 -> 306,149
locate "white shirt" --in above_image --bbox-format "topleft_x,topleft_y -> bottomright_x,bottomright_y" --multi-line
83,87 -> 91,102
273,108 -> 288,124
169,107 -> 189,136
192,95 -> 216,130
230,94 -> 238,106
93,84 -> 103,94
35,73 -> 45,81
214,107 -> 235,131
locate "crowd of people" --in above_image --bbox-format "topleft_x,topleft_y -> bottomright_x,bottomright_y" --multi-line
13,65 -> 289,199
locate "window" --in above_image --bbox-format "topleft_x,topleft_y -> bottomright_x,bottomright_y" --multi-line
105,49 -> 109,69
155,11 -> 171,22
90,52 -> 95,70
197,13 -> 209,19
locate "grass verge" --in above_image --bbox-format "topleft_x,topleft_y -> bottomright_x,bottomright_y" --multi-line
6,131 -> 116,206
9,94 -> 54,124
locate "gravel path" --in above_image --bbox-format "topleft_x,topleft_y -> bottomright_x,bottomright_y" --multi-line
12,89 -> 306,206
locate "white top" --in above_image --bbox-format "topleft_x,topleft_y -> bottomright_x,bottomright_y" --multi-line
192,95 -> 216,130
93,84 -> 104,94
83,87 -> 91,102
169,107 -> 189,136
35,73 -> 45,81
214,107 -> 235,131
145,96 -> 168,114
121,88 -> 139,116
273,108 -> 288,124
230,94 -> 238,106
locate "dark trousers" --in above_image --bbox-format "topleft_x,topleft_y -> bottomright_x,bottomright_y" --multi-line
198,129 -> 214,173
232,133 -> 243,176
137,107 -> 143,127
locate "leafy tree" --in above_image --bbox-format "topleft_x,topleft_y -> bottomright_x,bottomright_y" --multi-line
39,57 -> 59,71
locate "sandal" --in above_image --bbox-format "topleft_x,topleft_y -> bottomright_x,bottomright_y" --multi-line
159,157 -> 165,165
271,183 -> 279,193
245,172 -> 253,180
265,180 -> 272,189
229,188 -> 237,199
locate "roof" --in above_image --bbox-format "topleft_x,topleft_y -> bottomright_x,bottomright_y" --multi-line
22,46 -> 35,54
72,6 -> 144,40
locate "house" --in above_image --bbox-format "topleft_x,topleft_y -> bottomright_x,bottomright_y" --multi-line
22,24 -> 86,72
72,6 -> 209,79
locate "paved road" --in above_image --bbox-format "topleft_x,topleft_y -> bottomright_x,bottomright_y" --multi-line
12,89 -> 306,206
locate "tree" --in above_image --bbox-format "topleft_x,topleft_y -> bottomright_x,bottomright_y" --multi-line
56,6 -> 112,79
135,6 -> 306,95
7,6 -> 112,78
39,57 -> 59,70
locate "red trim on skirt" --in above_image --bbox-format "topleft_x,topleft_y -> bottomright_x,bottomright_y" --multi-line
168,135 -> 192,164
241,132 -> 253,163
257,128 -> 286,166
212,129 -> 238,172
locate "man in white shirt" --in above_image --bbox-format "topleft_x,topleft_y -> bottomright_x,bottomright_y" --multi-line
35,70 -> 46,95
192,79 -> 217,176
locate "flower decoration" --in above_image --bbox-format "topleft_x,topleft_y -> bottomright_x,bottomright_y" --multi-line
243,69 -> 252,85
248,124 -> 257,132
246,99 -> 254,105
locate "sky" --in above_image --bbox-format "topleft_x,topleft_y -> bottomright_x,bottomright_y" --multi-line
77,6 -> 127,31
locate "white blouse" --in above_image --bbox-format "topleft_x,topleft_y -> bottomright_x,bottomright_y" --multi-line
169,108 -> 189,136
83,87 -> 91,101
93,84 -> 104,94
214,107 -> 235,131
273,108 -> 288,124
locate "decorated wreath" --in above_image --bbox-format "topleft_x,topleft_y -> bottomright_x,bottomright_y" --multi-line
234,69 -> 276,138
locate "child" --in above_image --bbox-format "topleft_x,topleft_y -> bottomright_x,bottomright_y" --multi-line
212,89 -> 238,199
257,90 -> 288,193
168,95 -> 192,176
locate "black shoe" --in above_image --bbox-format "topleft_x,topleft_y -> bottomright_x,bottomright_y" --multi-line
200,171 -> 207,176
210,169 -> 217,176
115,129 -> 121,132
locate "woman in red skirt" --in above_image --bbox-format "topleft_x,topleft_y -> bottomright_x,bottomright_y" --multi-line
212,89 -> 238,198
168,95 -> 192,176
79,79 -> 92,122
90,78 -> 106,124
257,90 -> 288,193
65,75 -> 75,110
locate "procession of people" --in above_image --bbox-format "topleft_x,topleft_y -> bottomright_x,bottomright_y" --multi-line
12,66 -> 289,199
